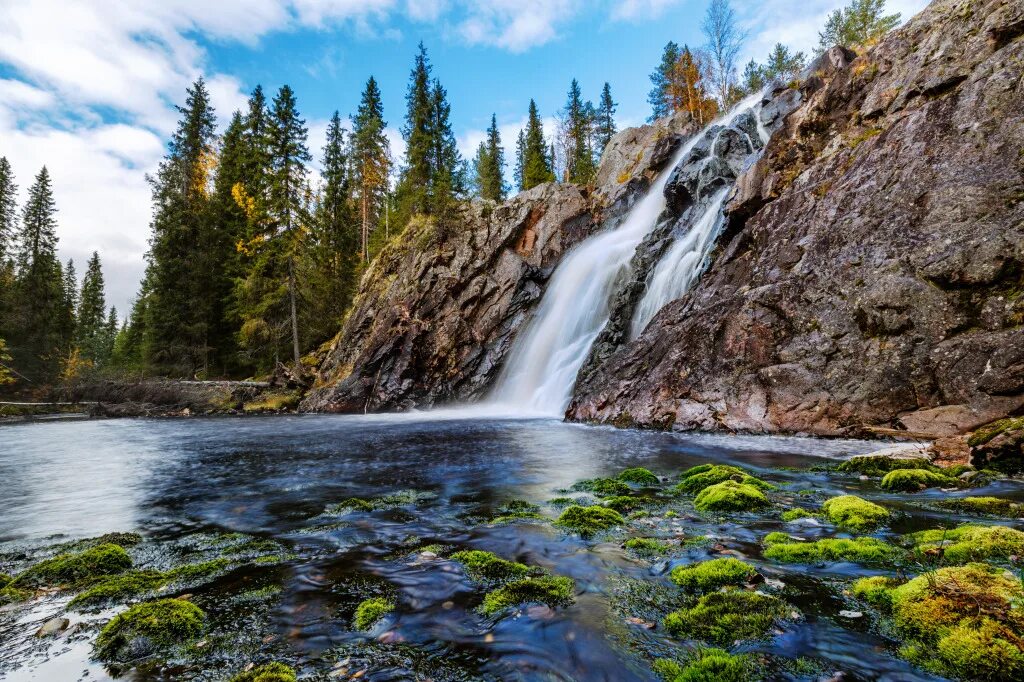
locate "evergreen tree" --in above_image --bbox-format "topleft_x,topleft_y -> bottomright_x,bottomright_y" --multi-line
522,99 -> 554,190
102,308 -> 118,364
818,0 -> 900,52
429,78 -> 464,215
513,129 -> 526,192
112,284 -> 149,372
143,78 -> 217,377
648,41 -> 681,121
742,60 -> 766,93
564,79 -> 596,185
474,114 -> 505,201
241,85 -> 272,215
399,43 -> 434,216
77,251 -> 108,363
350,76 -> 391,262
595,83 -> 617,157
0,157 -> 17,261
764,43 -> 806,81
58,257 -> 77,359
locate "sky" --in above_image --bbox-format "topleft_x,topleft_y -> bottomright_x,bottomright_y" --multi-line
0,0 -> 929,316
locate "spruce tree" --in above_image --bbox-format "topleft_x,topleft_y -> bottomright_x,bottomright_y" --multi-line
595,83 -> 617,157
350,76 -> 391,262
764,43 -> 806,81
522,99 -> 554,190
0,157 -> 17,262
399,43 -> 434,216
564,79 -> 596,185
513,129 -> 526,192
102,308 -> 118,364
59,257 -> 78,359
77,251 -> 107,363
429,78 -> 463,216
143,78 -> 217,377
475,114 -> 505,201
648,41 -> 681,121
818,0 -> 900,53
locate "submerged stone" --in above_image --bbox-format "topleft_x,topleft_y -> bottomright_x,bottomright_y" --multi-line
821,495 -> 890,532
94,598 -> 205,662
353,597 -> 395,630
693,480 -> 769,512
669,558 -> 757,592
554,505 -> 624,534
229,662 -> 297,682
663,590 -> 789,644
479,575 -> 575,616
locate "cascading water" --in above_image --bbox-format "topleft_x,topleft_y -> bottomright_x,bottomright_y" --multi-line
490,93 -> 767,416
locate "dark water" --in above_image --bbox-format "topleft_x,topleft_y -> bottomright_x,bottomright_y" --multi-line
2,413 -> 1022,681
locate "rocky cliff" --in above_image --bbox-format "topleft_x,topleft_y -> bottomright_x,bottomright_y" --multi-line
301,113 -> 695,412
568,0 -> 1024,438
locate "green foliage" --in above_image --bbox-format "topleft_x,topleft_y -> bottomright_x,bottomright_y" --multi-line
674,648 -> 751,682
351,76 -> 392,263
880,468 -> 956,491
763,535 -> 899,564
648,41 -> 681,121
675,464 -> 773,494
94,598 -> 205,661
451,550 -> 531,582
563,79 -> 596,185
818,0 -> 901,52
473,114 -> 506,201
479,576 -> 574,615
670,558 -> 757,592
821,495 -> 890,531
0,156 -> 17,261
936,497 -> 1023,518
353,596 -> 395,630
229,662 -> 297,682
594,82 -> 617,157
693,481 -> 770,512
836,455 -> 937,477
906,524 -> 1024,564
520,99 -> 555,190
624,537 -> 670,556
75,251 -> 114,367
554,505 -> 624,534
663,590 -> 789,644
13,543 -> 132,588
618,467 -> 659,485
851,575 -> 900,608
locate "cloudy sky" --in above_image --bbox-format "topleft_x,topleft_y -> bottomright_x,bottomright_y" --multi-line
0,0 -> 929,315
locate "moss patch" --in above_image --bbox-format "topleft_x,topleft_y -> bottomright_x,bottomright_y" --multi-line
674,648 -> 751,682
968,416 -> 1024,447
603,495 -> 644,513
12,543 -> 132,589
821,495 -> 890,532
936,497 -> 1023,518
479,576 -> 575,616
880,468 -> 956,491
906,524 -> 1024,564
618,467 -> 660,485
669,558 -> 757,592
781,508 -> 816,522
68,558 -> 231,610
229,662 -> 297,682
763,535 -> 899,565
851,575 -> 900,609
663,590 -> 789,644
693,481 -> 769,512
571,478 -> 631,497
353,597 -> 395,630
837,455 -> 937,477
95,598 -> 205,662
554,505 -> 624,535
675,464 -> 773,494
624,538 -> 669,556
450,550 -> 531,582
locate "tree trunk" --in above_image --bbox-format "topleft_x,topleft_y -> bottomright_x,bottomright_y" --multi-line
288,256 -> 300,366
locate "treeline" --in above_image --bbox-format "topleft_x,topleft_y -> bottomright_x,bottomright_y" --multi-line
0,161 -> 118,387
647,0 -> 901,121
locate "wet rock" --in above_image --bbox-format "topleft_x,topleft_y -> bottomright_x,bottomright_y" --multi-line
35,616 -> 69,637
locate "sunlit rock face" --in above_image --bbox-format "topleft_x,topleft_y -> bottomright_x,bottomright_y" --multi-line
567,0 -> 1024,436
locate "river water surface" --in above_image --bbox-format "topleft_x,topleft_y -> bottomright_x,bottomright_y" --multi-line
3,414 -> 1022,681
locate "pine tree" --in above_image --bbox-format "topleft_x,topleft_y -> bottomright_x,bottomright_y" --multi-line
648,41 -> 681,121
564,79 -> 596,185
77,251 -> 107,363
475,114 -> 505,201
513,129 -> 526,192
350,76 -> 391,263
58,258 -> 77,359
818,0 -> 900,53
429,78 -> 463,216
102,308 -> 118,364
595,83 -> 617,157
0,157 -> 17,262
742,60 -> 766,93
764,43 -> 806,81
399,43 -> 435,216
522,99 -> 554,191
143,78 -> 217,377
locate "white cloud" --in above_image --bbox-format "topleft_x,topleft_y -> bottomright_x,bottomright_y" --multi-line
610,0 -> 684,22
454,0 -> 581,52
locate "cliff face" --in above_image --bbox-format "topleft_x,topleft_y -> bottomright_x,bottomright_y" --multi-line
301,113 -> 695,412
568,0 -> 1024,437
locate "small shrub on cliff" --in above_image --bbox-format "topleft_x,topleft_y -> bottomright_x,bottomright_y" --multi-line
694,481 -> 770,512
669,558 -> 757,592
821,495 -> 890,532
479,575 -> 575,616
95,598 -> 205,662
880,468 -> 956,492
229,662 -> 297,682
555,505 -> 624,534
663,590 -> 790,644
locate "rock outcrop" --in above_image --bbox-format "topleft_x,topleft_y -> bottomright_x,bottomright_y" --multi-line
301,113 -> 696,412
568,0 -> 1024,437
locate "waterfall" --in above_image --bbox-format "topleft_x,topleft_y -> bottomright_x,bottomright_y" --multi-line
490,93 -> 766,417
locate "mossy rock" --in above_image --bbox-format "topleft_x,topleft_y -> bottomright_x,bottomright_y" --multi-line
0,573 -> 11,589
936,496 -> 1023,518
618,467 -> 660,486
94,598 -> 205,662
669,558 -> 757,592
353,597 -> 395,630
12,543 -> 132,589
570,478 -> 631,497
663,590 -> 790,644
497,500 -> 540,514
624,538 -> 669,556
602,495 -> 643,512
837,455 -> 938,477
554,505 -> 624,535
326,497 -> 375,513
968,417 -> 1024,447
851,575 -> 901,609
489,511 -> 547,524
821,495 -> 890,532
68,559 -> 230,611
763,535 -> 899,565
675,464 -> 773,495
906,524 -> 1024,564
673,648 -> 751,682
781,508 -> 816,522
479,575 -> 575,616
450,550 -> 531,582
880,468 -> 956,492
229,662 -> 297,682
693,481 -> 769,512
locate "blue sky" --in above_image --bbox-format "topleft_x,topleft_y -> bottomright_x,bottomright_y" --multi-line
0,0 -> 928,314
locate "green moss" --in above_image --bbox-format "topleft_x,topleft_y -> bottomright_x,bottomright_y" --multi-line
625,538 -> 669,556
763,532 -> 792,545
326,497 -> 374,513
821,495 -> 890,532
880,469 -> 956,491
603,495 -> 643,512
652,658 -> 685,680
663,590 -> 789,644
353,597 -> 395,630
936,497 -> 1023,517
781,508 -> 816,522
837,455 -> 937,477
670,558 -> 757,592
763,536 -> 899,565
571,478 -> 631,497
229,662 -> 297,682
69,570 -> 166,609
0,584 -> 32,604
13,543 -> 132,588
479,575 -> 574,616
675,464 -> 774,494
618,467 -> 660,485
0,573 -> 10,589
547,497 -> 577,507
489,512 -> 547,524
906,524 -> 1024,564
450,550 -> 531,582
166,558 -> 230,582
498,500 -> 540,514
968,416 -> 1024,447
242,391 -> 300,412
675,648 -> 751,682
693,481 -> 769,512
850,575 -> 900,608
554,505 -> 624,535
94,598 -> 205,661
